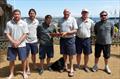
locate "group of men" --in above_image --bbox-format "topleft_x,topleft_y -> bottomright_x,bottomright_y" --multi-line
4,8 -> 114,79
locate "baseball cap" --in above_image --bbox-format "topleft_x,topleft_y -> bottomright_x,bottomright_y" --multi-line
82,8 -> 89,13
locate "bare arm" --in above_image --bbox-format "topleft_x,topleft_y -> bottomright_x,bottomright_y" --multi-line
62,29 -> 77,37
6,33 -> 27,48
19,33 -> 27,43
6,33 -> 15,44
14,33 -> 27,48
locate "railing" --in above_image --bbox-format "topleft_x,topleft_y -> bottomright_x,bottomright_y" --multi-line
112,33 -> 120,46
0,37 -> 8,52
0,33 -> 120,51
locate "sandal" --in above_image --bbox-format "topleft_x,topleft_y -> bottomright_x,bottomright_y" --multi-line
68,71 -> 74,77
64,68 -> 69,72
23,73 -> 28,79
26,70 -> 31,75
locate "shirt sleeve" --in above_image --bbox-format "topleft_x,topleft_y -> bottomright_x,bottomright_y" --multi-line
37,24 -> 42,39
23,22 -> 29,34
72,18 -> 78,30
94,23 -> 97,35
91,20 -> 95,32
111,23 -> 114,36
36,19 -> 39,27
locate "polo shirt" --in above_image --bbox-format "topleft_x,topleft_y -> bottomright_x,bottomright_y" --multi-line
76,18 -> 95,38
58,16 -> 78,38
37,22 -> 56,46
94,20 -> 114,45
4,19 -> 29,47
24,18 -> 39,43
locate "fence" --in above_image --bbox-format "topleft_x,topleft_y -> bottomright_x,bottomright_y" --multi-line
0,33 -> 120,52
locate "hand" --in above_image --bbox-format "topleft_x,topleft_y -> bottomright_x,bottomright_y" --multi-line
12,40 -> 21,48
61,32 -> 68,37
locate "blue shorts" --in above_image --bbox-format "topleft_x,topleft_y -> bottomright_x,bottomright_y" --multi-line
95,44 -> 111,59
26,42 -> 38,56
75,36 -> 92,55
7,47 -> 27,61
60,37 -> 76,55
39,45 -> 54,59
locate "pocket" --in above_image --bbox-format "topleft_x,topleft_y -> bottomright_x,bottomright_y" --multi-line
105,27 -> 111,30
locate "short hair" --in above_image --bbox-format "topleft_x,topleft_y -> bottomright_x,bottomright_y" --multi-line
28,8 -> 36,15
12,9 -> 21,14
100,11 -> 108,15
45,15 -> 52,19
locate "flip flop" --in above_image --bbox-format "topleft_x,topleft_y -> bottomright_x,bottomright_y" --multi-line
68,71 -> 74,77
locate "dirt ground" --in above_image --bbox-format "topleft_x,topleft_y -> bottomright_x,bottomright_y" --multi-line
0,45 -> 120,79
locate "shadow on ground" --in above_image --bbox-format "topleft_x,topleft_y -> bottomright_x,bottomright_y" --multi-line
0,63 -> 42,78
111,53 -> 120,59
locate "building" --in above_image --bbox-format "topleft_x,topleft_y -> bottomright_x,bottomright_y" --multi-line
0,0 -> 13,51
0,0 -> 13,36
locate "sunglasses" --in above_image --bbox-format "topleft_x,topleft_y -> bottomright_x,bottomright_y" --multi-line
100,15 -> 107,17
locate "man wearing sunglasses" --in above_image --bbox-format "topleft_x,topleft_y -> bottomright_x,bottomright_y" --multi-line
92,11 -> 114,74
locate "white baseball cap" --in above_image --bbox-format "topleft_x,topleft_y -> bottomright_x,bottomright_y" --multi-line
82,8 -> 89,13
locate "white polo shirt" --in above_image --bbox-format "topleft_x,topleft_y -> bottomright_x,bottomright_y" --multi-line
76,18 -> 95,38
24,18 -> 39,43
4,19 -> 29,47
59,16 -> 78,38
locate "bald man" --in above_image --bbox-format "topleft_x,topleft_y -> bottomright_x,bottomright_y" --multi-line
58,9 -> 78,77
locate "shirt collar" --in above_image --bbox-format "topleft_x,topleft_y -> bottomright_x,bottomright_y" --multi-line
80,17 -> 89,23
43,22 -> 52,28
63,16 -> 71,20
11,19 -> 22,24
28,18 -> 37,24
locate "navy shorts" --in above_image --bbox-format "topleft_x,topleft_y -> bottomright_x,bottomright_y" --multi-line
75,36 -> 92,55
95,44 -> 111,59
7,47 -> 27,61
60,37 -> 76,55
39,45 -> 54,59
26,42 -> 38,56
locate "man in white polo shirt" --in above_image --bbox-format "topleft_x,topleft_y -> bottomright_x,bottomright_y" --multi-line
58,9 -> 78,77
76,9 -> 95,72
24,8 -> 39,75
4,9 -> 29,79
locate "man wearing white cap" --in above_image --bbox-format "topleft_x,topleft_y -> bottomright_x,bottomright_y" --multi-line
76,9 -> 95,72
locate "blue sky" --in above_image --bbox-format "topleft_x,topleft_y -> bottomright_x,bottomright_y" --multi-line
7,0 -> 120,17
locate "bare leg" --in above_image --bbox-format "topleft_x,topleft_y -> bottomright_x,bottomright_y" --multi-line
104,58 -> 108,65
84,55 -> 89,68
26,57 -> 30,74
46,58 -> 51,66
69,55 -> 74,72
68,55 -> 74,77
31,54 -> 37,69
22,60 -> 28,79
40,59 -> 44,68
76,54 -> 81,66
8,61 -> 15,79
95,57 -> 99,65
63,54 -> 67,69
